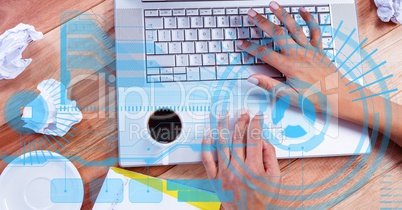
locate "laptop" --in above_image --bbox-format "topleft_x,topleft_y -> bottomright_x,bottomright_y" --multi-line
114,0 -> 371,167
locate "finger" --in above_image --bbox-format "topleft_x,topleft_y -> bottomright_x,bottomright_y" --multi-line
202,136 -> 218,179
247,74 -> 301,107
268,1 -> 308,47
299,7 -> 322,48
245,114 -> 264,167
217,112 -> 231,170
263,141 -> 281,176
236,40 -> 287,73
247,74 -> 282,91
247,9 -> 296,53
232,109 -> 250,162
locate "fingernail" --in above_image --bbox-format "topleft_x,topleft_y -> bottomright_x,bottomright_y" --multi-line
300,7 -> 306,13
248,9 -> 257,17
236,40 -> 243,46
247,76 -> 259,86
270,1 -> 280,11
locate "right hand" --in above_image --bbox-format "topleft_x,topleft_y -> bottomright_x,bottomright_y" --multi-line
237,1 -> 372,120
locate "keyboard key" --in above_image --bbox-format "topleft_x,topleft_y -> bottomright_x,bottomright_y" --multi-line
195,42 -> 208,53
203,54 -> 216,65
178,17 -> 190,28
159,10 -> 172,16
265,7 -> 273,14
260,38 -> 274,47
322,37 -> 333,49
217,16 -> 230,27
319,13 -> 331,24
161,67 -> 173,74
226,8 -> 238,14
185,29 -> 197,40
190,16 -> 203,28
208,41 -> 221,52
253,8 -> 264,14
283,7 -> 290,13
237,28 -> 250,39
268,15 -> 281,25
145,30 -> 158,41
147,68 -> 159,75
242,53 -> 254,64
250,27 -> 262,38
187,67 -> 200,80
320,26 -> 332,36
172,30 -> 184,41
146,43 -> 155,54
294,14 -> 306,25
216,66 -> 246,79
145,17 -> 163,29
155,42 -> 168,54
158,30 -> 171,41
229,53 -> 242,65
235,44 -> 243,52
221,41 -> 234,52
204,16 -> 217,27
242,16 -> 254,26
217,65 -> 281,79
313,13 -> 319,22
145,10 -> 158,17
161,75 -> 174,82
189,54 -> 202,66
173,9 -> 186,16
199,29 -> 211,40
164,17 -> 177,28
224,28 -> 237,39
174,74 -> 187,81
174,67 -> 186,74
200,66 -> 216,80
230,16 -> 242,27
148,75 -> 160,82
200,9 -> 212,15
326,49 -> 335,61
216,53 -> 229,65
302,26 -> 310,37
317,6 -> 330,13
182,42 -> 195,53
168,42 -> 181,54
263,32 -> 271,38
239,8 -> 249,14
186,9 -> 199,16
147,55 -> 175,67
211,28 -> 224,40
176,54 -> 189,66
213,8 -> 225,15
291,7 -> 299,13
304,7 -> 316,13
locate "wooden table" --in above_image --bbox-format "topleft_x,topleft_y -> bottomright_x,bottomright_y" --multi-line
1,0 -> 402,209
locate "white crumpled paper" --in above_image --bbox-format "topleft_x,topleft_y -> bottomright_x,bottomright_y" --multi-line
22,79 -> 83,137
375,0 -> 402,24
0,23 -> 43,80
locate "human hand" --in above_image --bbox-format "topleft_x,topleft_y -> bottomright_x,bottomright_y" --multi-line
236,1 -> 373,123
202,112 -> 281,209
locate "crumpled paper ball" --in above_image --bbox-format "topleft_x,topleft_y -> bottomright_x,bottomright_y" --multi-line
21,79 -> 82,137
0,23 -> 43,79
375,0 -> 402,24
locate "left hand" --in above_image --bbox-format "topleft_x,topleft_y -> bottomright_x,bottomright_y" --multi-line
202,112 -> 282,209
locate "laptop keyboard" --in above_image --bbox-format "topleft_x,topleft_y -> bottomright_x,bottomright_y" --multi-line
144,6 -> 333,83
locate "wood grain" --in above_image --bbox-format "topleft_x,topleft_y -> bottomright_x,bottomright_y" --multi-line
0,0 -> 401,209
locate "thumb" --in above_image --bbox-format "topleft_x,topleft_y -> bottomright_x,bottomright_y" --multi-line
247,74 -> 282,91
